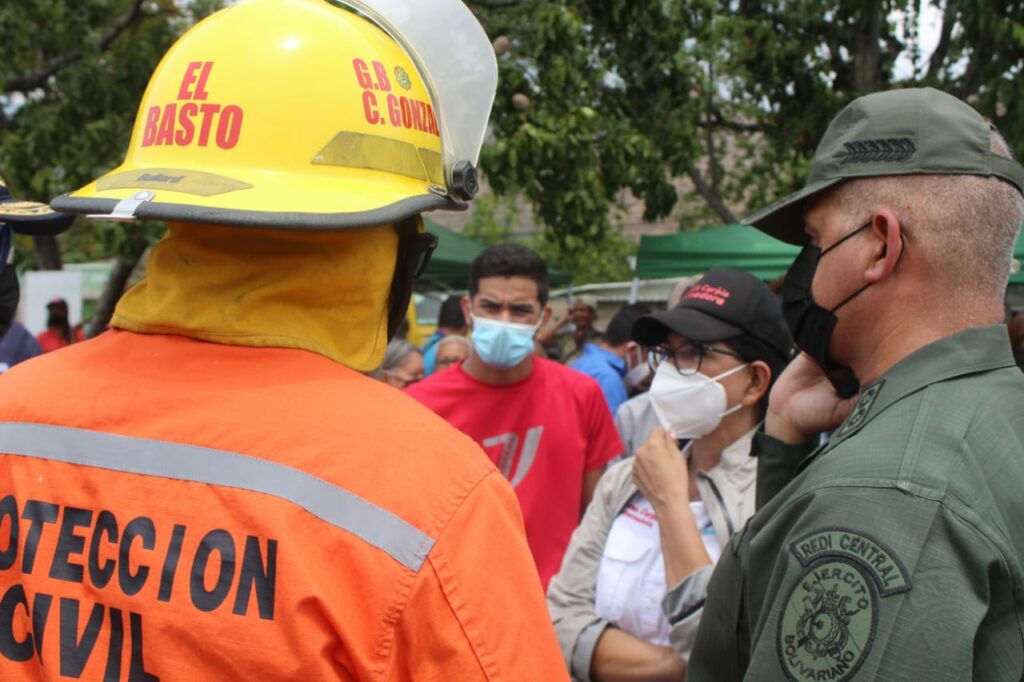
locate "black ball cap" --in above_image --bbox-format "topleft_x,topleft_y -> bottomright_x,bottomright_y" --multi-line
632,267 -> 793,359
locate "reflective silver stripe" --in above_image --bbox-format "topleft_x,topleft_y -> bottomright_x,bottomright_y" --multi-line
0,422 -> 434,572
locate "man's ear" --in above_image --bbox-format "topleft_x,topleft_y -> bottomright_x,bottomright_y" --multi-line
540,304 -> 554,328
742,361 -> 772,406
864,209 -> 906,284
461,295 -> 473,330
624,341 -> 640,364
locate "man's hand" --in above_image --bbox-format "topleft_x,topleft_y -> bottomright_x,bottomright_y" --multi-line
633,428 -> 689,510
534,313 -> 571,346
767,353 -> 857,444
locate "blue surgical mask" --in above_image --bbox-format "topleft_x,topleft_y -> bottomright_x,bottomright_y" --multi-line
470,314 -> 540,369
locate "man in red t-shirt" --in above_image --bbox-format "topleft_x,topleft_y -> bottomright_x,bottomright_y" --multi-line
407,244 -> 622,589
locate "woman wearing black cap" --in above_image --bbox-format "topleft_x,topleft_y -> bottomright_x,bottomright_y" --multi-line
547,268 -> 793,681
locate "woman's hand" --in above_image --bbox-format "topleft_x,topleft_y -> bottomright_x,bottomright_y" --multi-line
633,428 -> 689,511
592,628 -> 686,682
635,428 -> 711,587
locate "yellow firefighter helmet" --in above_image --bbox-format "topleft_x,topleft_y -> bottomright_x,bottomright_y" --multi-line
52,0 -> 497,229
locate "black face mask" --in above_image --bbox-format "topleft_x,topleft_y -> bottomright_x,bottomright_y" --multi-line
781,221 -> 873,399
386,218 -> 438,340
0,226 -> 17,339
0,264 -> 19,341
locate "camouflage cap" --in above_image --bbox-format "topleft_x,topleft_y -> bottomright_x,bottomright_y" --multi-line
745,87 -> 1024,245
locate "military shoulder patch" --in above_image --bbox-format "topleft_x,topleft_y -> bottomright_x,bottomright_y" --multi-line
835,380 -> 885,439
777,527 -> 911,681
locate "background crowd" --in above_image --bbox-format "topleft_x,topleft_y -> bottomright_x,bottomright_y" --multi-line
368,235 -> 1024,679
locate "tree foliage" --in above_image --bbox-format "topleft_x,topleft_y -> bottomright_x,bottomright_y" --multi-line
463,194 -> 636,283
0,0 -> 223,271
1,0 -> 1021,293
470,0 -> 1024,263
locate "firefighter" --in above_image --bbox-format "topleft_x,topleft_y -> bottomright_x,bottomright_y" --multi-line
0,1 -> 567,679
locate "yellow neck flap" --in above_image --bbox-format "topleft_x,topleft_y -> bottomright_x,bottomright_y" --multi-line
112,221 -> 398,371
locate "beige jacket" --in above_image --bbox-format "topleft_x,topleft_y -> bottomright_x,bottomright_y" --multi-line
546,429 -> 757,681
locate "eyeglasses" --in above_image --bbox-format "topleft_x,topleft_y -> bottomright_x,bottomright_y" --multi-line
647,342 -> 745,376
435,355 -> 464,370
383,370 -> 422,388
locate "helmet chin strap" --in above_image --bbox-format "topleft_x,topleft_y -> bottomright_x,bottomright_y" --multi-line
386,217 -> 438,340
386,218 -> 418,340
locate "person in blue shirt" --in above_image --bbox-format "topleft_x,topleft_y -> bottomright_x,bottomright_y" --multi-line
571,303 -> 651,416
422,294 -> 468,375
0,320 -> 42,373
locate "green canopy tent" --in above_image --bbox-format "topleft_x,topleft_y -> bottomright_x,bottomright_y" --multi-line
635,224 -> 800,281
638,223 -> 1024,285
420,219 -> 572,289
418,221 -> 490,289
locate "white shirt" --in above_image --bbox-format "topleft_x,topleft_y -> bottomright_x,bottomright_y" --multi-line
593,447 -> 721,646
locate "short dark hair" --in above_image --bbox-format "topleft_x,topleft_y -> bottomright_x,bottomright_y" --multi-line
437,295 -> 466,329
468,243 -> 549,306
604,303 -> 651,346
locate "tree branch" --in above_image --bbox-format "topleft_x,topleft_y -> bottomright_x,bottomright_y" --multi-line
925,2 -> 954,81
32,234 -> 63,271
705,63 -> 721,195
88,230 -> 149,338
697,118 -> 764,133
852,3 -> 884,92
953,49 -> 989,101
702,99 -> 765,132
465,0 -> 522,9
687,166 -> 738,224
4,0 -> 148,95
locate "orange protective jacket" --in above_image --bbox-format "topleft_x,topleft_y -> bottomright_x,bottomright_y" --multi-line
0,331 -> 568,681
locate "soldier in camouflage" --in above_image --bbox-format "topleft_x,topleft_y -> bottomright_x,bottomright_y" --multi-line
687,88 -> 1024,681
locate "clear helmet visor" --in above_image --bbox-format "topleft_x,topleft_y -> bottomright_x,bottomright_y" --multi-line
338,0 -> 497,199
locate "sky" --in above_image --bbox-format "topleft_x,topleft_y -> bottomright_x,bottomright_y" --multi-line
892,2 -> 947,80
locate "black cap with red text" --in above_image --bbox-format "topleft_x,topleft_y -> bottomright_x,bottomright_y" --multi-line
632,268 -> 794,371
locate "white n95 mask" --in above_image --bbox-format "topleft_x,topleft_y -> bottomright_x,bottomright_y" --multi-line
649,361 -> 748,439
